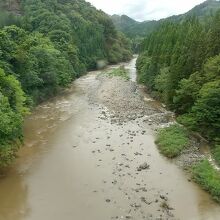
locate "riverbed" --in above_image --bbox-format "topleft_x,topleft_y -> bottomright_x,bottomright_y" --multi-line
0,57 -> 219,220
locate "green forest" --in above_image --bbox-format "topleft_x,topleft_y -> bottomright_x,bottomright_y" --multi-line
0,0 -> 132,168
112,0 -> 220,53
137,11 -> 220,151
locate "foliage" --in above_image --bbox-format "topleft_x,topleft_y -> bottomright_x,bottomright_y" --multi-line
0,68 -> 27,167
0,10 -> 21,28
190,80 -> 220,140
0,0 -> 132,105
154,67 -> 170,103
137,11 -> 220,142
192,160 -> 220,203
21,0 -> 132,69
0,26 -> 75,104
0,0 -> 132,168
155,125 -> 189,158
212,145 -> 220,166
136,53 -> 153,85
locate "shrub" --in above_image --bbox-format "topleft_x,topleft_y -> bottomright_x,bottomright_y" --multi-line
155,124 -> 189,158
192,160 -> 220,202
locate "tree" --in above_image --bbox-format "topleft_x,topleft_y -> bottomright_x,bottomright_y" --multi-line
0,68 -> 27,167
137,11 -> 220,141
191,80 -> 220,140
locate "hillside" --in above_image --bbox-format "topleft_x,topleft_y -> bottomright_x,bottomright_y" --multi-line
167,0 -> 220,22
111,14 -> 159,38
137,2 -> 220,143
111,14 -> 138,32
112,0 -> 220,38
180,0 -> 220,18
0,0 -> 132,168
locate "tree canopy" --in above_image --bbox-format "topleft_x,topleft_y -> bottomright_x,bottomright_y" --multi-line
0,0 -> 132,168
137,11 -> 220,143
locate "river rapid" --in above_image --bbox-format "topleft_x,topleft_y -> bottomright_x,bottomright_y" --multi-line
0,57 -> 220,220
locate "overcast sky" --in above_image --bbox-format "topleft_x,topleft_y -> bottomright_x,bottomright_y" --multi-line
86,0 -> 206,21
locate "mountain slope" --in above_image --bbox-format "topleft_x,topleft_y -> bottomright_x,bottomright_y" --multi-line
167,0 -> 220,22
111,14 -> 138,32
182,0 -> 220,18
0,0 -> 132,168
111,14 -> 159,38
112,0 -> 220,38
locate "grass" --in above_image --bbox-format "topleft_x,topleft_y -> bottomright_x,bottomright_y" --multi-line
155,124 -> 220,203
155,124 -> 189,158
192,160 -> 220,203
212,145 -> 220,166
107,66 -> 129,80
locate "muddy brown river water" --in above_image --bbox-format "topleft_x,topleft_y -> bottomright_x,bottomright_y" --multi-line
0,57 -> 220,220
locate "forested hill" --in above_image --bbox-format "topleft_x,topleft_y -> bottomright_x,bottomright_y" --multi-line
167,0 -> 220,22
112,0 -> 220,38
111,14 -> 159,39
0,0 -> 132,168
137,8 -> 220,146
180,0 -> 220,18
111,14 -> 139,33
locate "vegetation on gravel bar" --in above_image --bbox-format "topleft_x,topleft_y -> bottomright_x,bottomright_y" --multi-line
107,66 -> 130,80
155,124 -> 189,158
192,160 -> 220,203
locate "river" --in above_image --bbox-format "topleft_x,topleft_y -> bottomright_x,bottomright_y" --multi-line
0,57 -> 219,220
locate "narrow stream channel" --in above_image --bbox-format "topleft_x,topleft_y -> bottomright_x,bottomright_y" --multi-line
0,57 -> 219,220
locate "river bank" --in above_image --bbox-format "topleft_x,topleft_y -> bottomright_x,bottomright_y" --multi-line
0,57 -> 219,220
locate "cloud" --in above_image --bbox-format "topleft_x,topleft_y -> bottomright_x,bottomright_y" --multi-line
87,0 -> 206,21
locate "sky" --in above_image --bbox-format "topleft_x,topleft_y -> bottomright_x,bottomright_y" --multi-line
86,0 -> 206,21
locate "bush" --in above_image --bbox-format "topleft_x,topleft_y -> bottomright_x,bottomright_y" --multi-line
155,124 -> 189,158
192,160 -> 220,202
190,80 -> 220,141
0,68 -> 27,168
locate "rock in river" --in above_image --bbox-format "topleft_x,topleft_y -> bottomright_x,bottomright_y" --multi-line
137,162 -> 150,171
